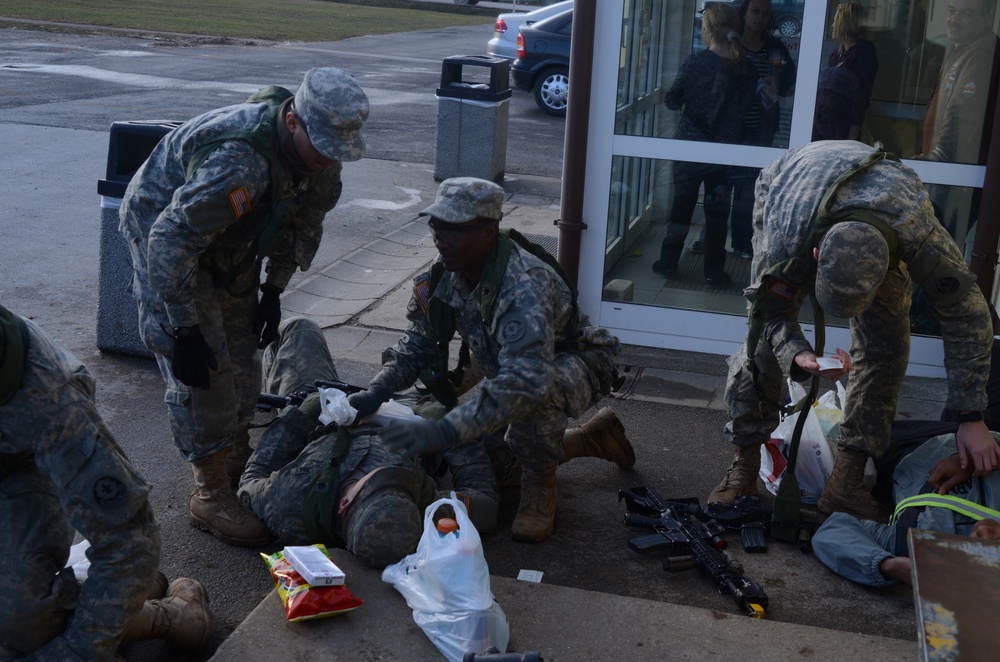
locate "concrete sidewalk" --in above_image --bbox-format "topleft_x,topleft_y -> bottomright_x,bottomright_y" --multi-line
211,548 -> 915,662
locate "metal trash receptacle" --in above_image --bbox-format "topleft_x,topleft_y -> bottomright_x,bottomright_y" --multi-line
434,55 -> 511,183
96,120 -> 181,358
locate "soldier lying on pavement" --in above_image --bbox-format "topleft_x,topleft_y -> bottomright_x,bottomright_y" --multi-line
0,304 -> 212,661
710,140 -> 996,522
811,336 -> 1000,587
347,177 -> 634,543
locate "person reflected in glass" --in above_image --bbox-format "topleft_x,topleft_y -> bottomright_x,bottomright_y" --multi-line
653,4 -> 756,287
728,0 -> 798,262
813,3 -> 880,141
912,0 -> 1000,164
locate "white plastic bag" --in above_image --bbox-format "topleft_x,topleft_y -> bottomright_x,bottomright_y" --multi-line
759,379 -> 838,504
382,495 -> 509,662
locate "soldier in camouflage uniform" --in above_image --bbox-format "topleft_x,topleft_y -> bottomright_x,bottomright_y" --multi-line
348,178 -> 635,543
0,305 -> 211,660
119,67 -> 370,547
710,140 -> 997,520
238,316 -> 498,568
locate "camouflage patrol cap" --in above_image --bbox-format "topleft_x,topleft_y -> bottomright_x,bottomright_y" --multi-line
418,177 -> 504,224
342,467 -> 422,568
815,221 -> 890,318
294,67 -> 369,162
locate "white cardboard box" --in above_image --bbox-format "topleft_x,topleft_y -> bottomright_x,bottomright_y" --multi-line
283,546 -> 346,586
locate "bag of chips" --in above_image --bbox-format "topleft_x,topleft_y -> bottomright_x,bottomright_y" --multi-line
261,544 -> 363,622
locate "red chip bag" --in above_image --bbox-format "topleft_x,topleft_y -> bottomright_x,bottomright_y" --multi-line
261,545 -> 363,622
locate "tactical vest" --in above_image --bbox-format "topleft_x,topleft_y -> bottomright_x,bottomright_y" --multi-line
301,424 -> 368,543
416,229 -> 580,410
745,146 -> 900,412
185,86 -> 307,297
301,423 -> 436,543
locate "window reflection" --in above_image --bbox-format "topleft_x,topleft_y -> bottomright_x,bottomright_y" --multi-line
814,3 -> 880,141
819,0 -> 1000,164
615,0 -> 800,145
602,154 -> 982,339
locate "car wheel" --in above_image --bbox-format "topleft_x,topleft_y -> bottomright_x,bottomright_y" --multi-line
777,17 -> 799,37
453,0 -> 480,5
533,67 -> 569,117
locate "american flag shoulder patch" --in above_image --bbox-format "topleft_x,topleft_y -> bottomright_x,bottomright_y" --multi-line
228,187 -> 252,220
767,278 -> 797,301
413,273 -> 431,317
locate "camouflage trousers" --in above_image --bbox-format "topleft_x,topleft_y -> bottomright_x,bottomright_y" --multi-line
0,467 -> 79,659
239,317 -> 495,545
725,267 -> 911,458
504,350 -> 615,473
131,258 -> 261,464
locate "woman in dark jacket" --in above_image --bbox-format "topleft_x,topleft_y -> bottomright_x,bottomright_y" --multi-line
813,2 -> 879,141
728,0 -> 798,260
653,3 -> 756,286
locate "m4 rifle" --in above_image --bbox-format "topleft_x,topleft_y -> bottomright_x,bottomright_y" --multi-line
619,486 -> 768,618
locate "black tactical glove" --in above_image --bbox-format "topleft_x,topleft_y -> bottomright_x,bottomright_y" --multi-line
381,419 -> 459,458
171,325 -> 217,390
348,387 -> 390,419
253,284 -> 282,349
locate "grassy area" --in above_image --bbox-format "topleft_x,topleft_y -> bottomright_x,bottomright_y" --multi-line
0,0 -> 502,42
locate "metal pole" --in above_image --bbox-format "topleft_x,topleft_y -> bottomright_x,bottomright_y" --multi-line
556,0 -> 596,289
970,86 -> 1000,319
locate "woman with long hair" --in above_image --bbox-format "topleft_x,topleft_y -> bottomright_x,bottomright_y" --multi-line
813,3 -> 880,141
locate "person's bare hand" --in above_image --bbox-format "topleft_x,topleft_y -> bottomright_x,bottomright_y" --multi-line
794,348 -> 852,381
955,420 -> 1000,475
971,518 -> 1000,541
928,455 -> 973,494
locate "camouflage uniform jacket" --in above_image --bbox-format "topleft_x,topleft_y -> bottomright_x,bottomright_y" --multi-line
119,99 -> 343,328
749,140 -> 992,411
0,317 -> 159,660
369,243 -> 619,443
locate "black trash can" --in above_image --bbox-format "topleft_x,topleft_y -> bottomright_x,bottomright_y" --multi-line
96,120 -> 181,358
434,55 -> 511,183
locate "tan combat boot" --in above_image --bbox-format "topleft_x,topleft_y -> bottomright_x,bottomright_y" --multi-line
189,450 -> 271,547
561,407 -> 635,469
122,578 -> 213,652
225,427 -> 253,488
511,467 -> 558,543
707,444 -> 761,505
487,443 -> 523,494
817,447 -> 881,520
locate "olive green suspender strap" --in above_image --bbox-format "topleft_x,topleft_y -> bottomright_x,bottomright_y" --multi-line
184,86 -> 301,298
419,228 -> 581,411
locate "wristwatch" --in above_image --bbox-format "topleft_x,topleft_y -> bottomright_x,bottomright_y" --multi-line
955,410 -> 984,423
172,325 -> 201,340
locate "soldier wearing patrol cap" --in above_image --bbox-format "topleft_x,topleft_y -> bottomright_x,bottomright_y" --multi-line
119,67 -> 370,547
346,177 -> 634,543
710,140 -> 997,521
0,304 -> 213,659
